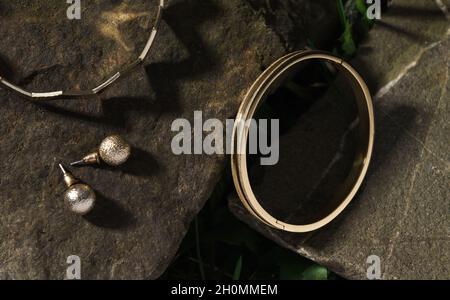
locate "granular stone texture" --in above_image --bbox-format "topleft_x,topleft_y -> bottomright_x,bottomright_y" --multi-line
229,0 -> 450,280
0,0 -> 288,279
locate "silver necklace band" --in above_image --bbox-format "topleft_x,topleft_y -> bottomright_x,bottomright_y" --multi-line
0,0 -> 165,100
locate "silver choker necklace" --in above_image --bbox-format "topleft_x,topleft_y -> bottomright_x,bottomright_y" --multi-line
0,0 -> 165,100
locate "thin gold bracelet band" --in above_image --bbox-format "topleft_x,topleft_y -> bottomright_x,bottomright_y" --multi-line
231,50 -> 375,233
0,0 -> 165,100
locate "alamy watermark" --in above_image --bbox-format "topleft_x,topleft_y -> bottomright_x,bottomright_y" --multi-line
366,0 -> 382,20
67,0 -> 81,20
64,254 -> 382,280
171,111 -> 280,166
366,255 -> 382,279
66,255 -> 81,280
65,0 -> 382,21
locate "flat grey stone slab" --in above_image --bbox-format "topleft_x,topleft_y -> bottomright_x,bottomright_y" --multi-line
229,0 -> 450,279
0,0 -> 286,279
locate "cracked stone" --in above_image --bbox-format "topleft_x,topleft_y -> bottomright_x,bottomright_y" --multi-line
0,0 -> 289,279
229,0 -> 450,280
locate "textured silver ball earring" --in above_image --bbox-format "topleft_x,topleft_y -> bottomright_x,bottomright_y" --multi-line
59,164 -> 96,215
70,135 -> 131,167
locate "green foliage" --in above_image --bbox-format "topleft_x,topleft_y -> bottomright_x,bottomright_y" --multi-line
336,0 -> 375,58
302,265 -> 329,280
355,0 -> 367,14
337,0 -> 356,56
355,0 -> 376,27
233,256 -> 243,280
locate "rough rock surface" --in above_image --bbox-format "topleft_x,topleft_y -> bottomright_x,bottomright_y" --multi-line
0,0 -> 287,279
246,0 -> 340,49
229,0 -> 450,279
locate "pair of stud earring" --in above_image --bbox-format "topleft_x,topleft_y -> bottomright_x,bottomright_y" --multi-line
58,135 -> 131,215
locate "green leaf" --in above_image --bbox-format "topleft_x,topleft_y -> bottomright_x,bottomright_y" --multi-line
278,249 -> 310,280
337,0 -> 356,56
277,247 -> 330,280
341,25 -> 356,56
279,263 -> 306,280
337,0 -> 349,27
301,265 -> 328,280
355,0 -> 375,27
355,0 -> 368,15
233,256 -> 243,280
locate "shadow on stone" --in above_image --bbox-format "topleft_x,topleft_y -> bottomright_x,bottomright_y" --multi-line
386,5 -> 445,20
28,0 -> 221,129
246,0 -> 341,50
368,104 -> 419,175
34,94 -> 160,129
300,103 -> 420,247
0,2 -> 11,17
115,147 -> 161,178
100,96 -> 158,128
144,0 -> 220,113
244,61 -> 359,224
33,99 -> 117,127
376,20 -> 426,44
0,54 -> 15,80
84,191 -> 137,230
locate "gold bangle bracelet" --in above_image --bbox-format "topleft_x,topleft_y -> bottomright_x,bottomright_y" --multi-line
231,50 -> 375,233
0,0 -> 165,100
